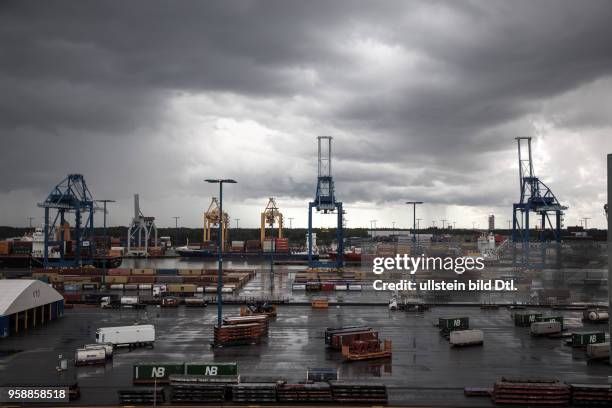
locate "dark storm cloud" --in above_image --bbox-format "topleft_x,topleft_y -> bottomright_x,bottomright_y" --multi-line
1,0 -> 611,226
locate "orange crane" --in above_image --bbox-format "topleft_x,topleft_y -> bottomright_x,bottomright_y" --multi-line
203,197 -> 229,252
260,197 -> 283,245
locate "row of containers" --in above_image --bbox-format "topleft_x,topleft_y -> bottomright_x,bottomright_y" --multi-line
198,238 -> 291,253
465,377 -> 612,406
125,362 -> 387,405
291,269 -> 366,292
513,310 -> 609,359
31,268 -> 256,299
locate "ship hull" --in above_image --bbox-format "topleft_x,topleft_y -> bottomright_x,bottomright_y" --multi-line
177,249 -> 319,261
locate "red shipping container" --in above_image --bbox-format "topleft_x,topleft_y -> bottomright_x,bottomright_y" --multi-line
62,292 -> 82,303
128,275 -> 155,284
108,268 -> 131,276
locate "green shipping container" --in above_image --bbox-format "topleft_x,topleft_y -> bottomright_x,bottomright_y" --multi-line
571,332 -> 606,347
536,316 -> 564,330
185,362 -> 238,376
133,363 -> 185,384
438,317 -> 469,331
513,312 -> 542,327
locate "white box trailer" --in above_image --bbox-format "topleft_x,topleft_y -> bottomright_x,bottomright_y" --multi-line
84,343 -> 113,358
530,321 -> 562,336
74,347 -> 106,366
96,325 -> 155,348
450,329 -> 484,346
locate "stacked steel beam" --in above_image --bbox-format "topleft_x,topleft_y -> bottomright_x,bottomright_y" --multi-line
213,323 -> 264,346
231,383 -> 277,402
117,388 -> 164,405
223,315 -> 269,335
492,378 -> 570,405
571,384 -> 612,406
330,381 -> 387,403
277,383 -> 333,403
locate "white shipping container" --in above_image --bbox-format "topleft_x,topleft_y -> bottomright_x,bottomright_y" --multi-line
110,284 -> 124,290
586,342 -> 609,359
121,296 -> 140,305
75,347 -> 106,366
84,343 -> 113,358
196,286 -> 204,293
348,285 -> 362,291
138,284 -> 152,290
449,329 -> 484,346
96,325 -> 155,347
205,286 -> 217,293
334,284 -> 348,291
124,284 -> 138,291
221,287 -> 233,293
530,321 -> 562,335
292,284 -> 306,291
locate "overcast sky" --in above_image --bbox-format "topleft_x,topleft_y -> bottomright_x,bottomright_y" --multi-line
1,0 -> 612,231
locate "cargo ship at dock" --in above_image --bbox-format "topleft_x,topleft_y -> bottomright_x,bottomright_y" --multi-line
176,247 -> 319,261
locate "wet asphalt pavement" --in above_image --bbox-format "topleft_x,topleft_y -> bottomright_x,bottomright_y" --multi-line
0,303 -> 610,407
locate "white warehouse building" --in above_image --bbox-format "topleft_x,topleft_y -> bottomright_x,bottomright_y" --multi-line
0,279 -> 65,338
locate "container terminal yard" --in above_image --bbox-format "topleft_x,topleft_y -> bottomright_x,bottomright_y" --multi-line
0,137 -> 610,407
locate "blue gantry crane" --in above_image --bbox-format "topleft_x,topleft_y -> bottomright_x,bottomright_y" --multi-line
308,136 -> 344,268
38,174 -> 97,267
512,137 -> 568,244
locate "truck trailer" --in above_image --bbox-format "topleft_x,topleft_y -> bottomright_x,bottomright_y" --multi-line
96,325 -> 155,348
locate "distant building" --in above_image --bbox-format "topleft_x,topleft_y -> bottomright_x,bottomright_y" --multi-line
488,214 -> 495,231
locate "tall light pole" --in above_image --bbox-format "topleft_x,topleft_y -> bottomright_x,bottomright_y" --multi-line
507,220 -> 512,230
27,217 -> 35,230
406,201 -> 423,253
416,218 -> 422,231
288,217 -> 294,229
452,221 -> 456,230
95,199 -> 115,272
441,219 -> 447,229
205,179 -> 237,327
235,218 -> 240,229
607,153 -> 611,364
172,216 -> 180,247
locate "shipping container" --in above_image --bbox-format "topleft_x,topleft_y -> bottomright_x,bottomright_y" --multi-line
184,362 -> 238,376
586,342 -> 610,359
292,284 -> 306,291
530,321 -> 562,335
571,332 -> 606,347
109,284 -> 124,290
124,284 -> 139,291
438,317 -> 469,331
513,312 -> 542,327
157,268 -> 178,276
133,363 -> 185,384
536,315 -> 564,330
449,329 -> 484,346
348,284 -> 362,291
131,268 -> 155,276
167,284 -> 197,293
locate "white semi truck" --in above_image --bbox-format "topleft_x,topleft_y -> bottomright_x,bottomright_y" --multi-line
96,325 -> 155,348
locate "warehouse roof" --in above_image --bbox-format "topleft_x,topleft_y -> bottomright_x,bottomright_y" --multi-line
0,279 -> 63,316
